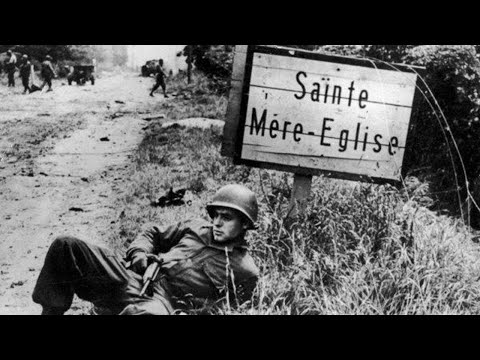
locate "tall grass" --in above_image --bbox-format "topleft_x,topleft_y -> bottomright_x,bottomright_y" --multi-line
109,73 -> 480,315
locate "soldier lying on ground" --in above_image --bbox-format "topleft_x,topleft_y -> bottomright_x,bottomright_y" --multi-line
32,184 -> 260,315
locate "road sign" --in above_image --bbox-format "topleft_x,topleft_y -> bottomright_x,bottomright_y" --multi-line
223,45 -> 424,185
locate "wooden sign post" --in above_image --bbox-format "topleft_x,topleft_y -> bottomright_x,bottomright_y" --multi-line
287,173 -> 313,218
223,45 -> 423,227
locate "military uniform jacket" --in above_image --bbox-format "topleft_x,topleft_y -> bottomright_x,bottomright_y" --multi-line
19,61 -> 32,78
126,219 -> 259,305
41,60 -> 55,78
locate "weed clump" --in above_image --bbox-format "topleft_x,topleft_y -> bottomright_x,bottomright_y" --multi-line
241,174 -> 480,315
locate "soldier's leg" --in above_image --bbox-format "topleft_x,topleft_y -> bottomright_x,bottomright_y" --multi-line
161,78 -> 168,98
8,71 -> 14,86
118,280 -> 174,315
119,300 -> 171,315
150,81 -> 160,96
22,77 -> 30,94
32,236 -> 131,314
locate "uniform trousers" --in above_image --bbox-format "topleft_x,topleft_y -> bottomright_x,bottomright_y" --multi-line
32,236 -> 174,315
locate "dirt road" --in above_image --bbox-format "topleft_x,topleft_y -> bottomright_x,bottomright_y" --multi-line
0,72 -> 165,315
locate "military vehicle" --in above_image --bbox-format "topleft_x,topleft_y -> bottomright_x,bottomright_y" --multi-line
141,60 -> 159,77
67,64 -> 95,85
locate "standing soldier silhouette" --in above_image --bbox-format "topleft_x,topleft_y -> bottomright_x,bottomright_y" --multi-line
19,55 -> 33,94
40,55 -> 56,92
6,50 -> 17,87
150,59 -> 169,98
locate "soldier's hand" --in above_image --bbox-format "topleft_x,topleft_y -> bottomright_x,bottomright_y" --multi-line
130,251 -> 148,275
142,262 -> 159,284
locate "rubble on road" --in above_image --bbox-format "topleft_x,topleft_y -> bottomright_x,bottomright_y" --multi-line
10,281 -> 25,288
143,114 -> 166,121
161,118 -> 224,130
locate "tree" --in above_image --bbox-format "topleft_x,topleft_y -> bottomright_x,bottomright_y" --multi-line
181,45 -> 234,93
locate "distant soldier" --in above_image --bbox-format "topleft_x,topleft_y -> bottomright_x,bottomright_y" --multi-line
40,55 -> 56,92
19,55 -> 33,94
150,59 -> 169,98
5,50 -> 17,87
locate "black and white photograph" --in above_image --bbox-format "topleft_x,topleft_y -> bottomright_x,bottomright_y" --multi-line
1,44 -> 480,316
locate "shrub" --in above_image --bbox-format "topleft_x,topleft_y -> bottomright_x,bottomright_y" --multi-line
181,45 -> 234,95
403,46 -> 480,224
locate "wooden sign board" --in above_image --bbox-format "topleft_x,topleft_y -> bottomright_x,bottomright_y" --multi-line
222,45 -> 424,185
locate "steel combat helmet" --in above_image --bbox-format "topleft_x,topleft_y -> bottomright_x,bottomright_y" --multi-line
206,184 -> 258,229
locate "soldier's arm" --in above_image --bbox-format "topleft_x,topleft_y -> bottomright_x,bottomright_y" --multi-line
125,221 -> 188,259
49,63 -> 56,76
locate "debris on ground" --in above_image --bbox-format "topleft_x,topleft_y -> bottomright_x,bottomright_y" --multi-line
162,118 -> 224,130
151,188 -> 191,208
21,169 -> 35,177
110,112 -> 130,120
143,114 -> 166,121
10,281 -> 25,288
